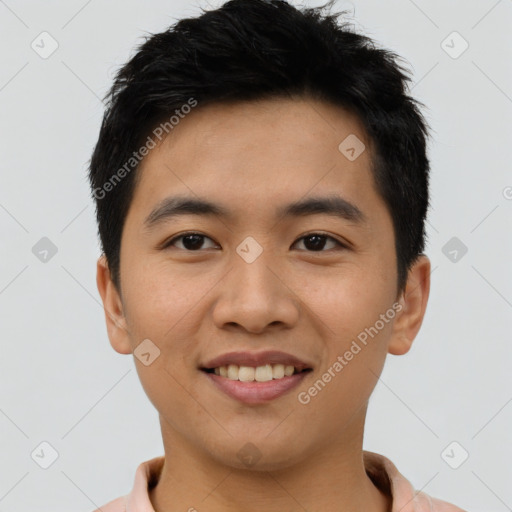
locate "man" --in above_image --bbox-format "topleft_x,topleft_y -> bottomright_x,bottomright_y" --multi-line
90,0 -> 466,510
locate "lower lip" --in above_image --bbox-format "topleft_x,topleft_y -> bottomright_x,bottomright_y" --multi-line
202,370 -> 310,404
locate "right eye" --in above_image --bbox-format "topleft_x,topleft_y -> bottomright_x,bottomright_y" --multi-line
162,232 -> 220,251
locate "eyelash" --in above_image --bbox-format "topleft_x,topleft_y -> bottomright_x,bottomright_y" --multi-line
161,231 -> 348,252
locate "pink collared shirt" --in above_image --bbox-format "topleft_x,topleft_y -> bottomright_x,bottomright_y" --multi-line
93,451 -> 467,512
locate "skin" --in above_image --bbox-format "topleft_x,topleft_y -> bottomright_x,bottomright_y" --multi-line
97,96 -> 430,512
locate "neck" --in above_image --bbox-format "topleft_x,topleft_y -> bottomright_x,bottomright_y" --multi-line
149,410 -> 391,512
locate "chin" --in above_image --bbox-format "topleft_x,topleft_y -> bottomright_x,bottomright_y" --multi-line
208,437 -> 308,472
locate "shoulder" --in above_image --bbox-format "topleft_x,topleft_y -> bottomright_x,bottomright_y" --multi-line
91,495 -> 127,512
90,456 -> 164,512
415,490 -> 468,511
363,450 -> 468,512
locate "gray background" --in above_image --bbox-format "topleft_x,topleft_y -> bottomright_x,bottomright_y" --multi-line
1,0 -> 511,510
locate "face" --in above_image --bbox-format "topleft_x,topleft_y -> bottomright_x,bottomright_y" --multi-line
97,97 -> 430,470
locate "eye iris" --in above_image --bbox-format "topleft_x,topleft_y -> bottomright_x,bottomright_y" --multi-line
182,234 -> 204,250
175,234 -> 333,251
304,235 -> 326,251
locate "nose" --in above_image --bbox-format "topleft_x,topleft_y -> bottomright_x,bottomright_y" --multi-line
211,247 -> 300,334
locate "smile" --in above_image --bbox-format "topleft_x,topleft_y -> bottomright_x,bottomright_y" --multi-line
200,350 -> 313,404
203,363 -> 310,382
201,366 -> 312,404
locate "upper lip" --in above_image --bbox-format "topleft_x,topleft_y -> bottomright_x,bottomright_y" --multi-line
201,350 -> 313,372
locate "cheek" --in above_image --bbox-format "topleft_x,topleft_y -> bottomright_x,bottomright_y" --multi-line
122,258 -> 205,339
121,264 -> 207,413
121,261 -> 219,393
297,301 -> 393,431
305,260 -> 395,337
299,262 -> 395,407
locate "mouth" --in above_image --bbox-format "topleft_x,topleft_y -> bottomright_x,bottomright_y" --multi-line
201,364 -> 312,382
199,351 -> 313,404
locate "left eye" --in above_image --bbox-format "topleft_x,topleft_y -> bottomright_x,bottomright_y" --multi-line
162,232 -> 345,252
292,233 -> 345,252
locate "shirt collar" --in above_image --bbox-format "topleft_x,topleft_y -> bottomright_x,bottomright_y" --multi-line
125,450 -> 429,512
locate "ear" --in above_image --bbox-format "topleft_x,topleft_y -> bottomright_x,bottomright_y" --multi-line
96,254 -> 132,355
388,255 -> 431,356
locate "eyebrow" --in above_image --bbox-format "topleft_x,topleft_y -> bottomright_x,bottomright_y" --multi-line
143,194 -> 366,230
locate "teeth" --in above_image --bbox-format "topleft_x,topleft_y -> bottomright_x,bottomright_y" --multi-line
284,365 -> 294,376
239,366 -> 255,382
273,364 -> 285,379
211,363 -> 298,381
255,364 -> 273,382
227,364 -> 239,380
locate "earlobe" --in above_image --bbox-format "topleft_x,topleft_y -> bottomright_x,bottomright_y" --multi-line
96,255 -> 133,355
388,255 -> 431,356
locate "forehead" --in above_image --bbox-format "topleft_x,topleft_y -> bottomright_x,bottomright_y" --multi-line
130,97 -> 382,226
149,97 -> 370,166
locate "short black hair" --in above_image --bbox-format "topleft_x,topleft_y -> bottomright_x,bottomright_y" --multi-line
88,0 -> 431,296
